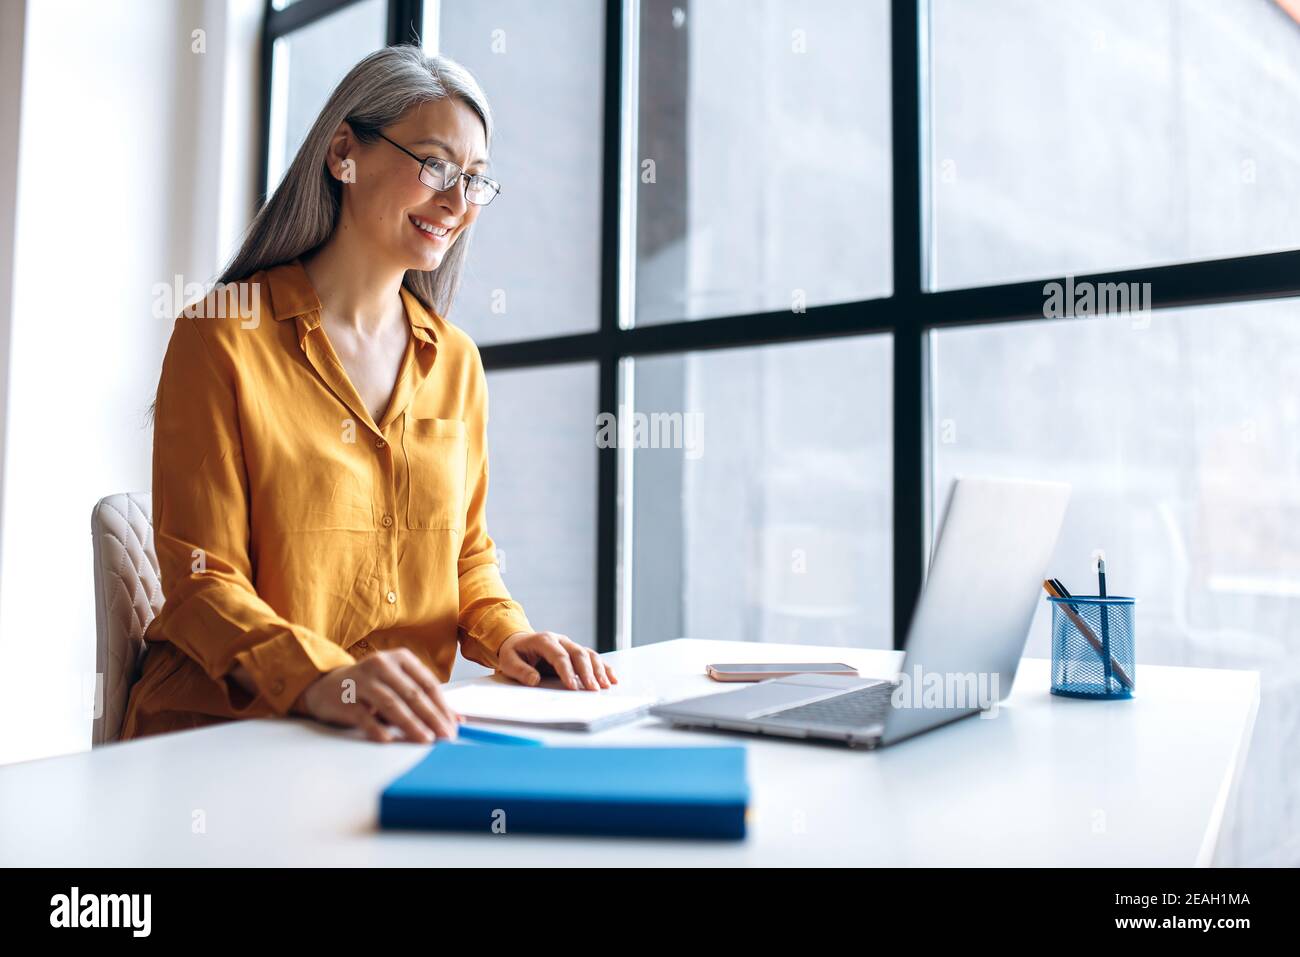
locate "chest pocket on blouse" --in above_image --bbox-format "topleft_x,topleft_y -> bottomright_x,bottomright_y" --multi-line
403,416 -> 468,531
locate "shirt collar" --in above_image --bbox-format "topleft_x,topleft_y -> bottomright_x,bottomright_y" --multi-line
264,258 -> 440,347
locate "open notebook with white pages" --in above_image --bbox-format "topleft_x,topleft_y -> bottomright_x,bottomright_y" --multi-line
442,683 -> 660,732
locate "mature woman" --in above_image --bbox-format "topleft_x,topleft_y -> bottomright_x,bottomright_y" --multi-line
121,46 -> 614,744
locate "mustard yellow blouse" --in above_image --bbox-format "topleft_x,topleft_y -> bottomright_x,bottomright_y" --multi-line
120,259 -> 532,741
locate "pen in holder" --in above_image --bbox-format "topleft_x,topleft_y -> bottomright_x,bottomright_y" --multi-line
1045,592 -> 1136,699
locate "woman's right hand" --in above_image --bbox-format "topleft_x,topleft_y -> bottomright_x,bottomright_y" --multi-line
290,649 -> 461,743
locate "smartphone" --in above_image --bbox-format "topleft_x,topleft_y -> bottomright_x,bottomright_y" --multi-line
705,662 -> 860,682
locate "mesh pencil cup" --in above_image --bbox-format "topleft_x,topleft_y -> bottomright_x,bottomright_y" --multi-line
1047,595 -> 1136,699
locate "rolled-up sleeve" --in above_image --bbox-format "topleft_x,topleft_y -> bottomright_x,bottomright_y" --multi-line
456,352 -> 533,669
148,315 -> 355,715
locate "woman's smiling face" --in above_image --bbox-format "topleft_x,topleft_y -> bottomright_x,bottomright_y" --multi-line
334,96 -> 490,274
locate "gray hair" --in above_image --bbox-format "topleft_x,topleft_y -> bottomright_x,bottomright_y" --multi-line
220,43 -> 493,316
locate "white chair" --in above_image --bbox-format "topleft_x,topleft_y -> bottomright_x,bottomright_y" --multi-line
89,492 -> 161,746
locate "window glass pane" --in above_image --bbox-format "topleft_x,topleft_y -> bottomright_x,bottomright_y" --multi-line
453,362 -> 599,678
630,335 -> 892,648
930,0 -> 1300,290
267,0 -> 387,192
432,0 -> 605,344
634,0 -> 891,324
930,300 -> 1300,864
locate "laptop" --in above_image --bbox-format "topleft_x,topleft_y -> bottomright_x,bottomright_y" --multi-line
650,476 -> 1071,748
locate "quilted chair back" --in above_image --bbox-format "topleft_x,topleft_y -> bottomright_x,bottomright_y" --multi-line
90,493 -> 162,745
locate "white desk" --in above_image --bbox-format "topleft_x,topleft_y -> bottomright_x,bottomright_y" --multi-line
0,639 -> 1258,866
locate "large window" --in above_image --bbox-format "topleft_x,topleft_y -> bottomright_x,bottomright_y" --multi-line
631,336 -> 892,648
429,0 -> 606,345
932,301 -> 1300,664
634,0 -> 892,324
482,362 -> 600,652
263,0 -> 1300,864
929,0 -> 1300,290
450,360 -> 599,679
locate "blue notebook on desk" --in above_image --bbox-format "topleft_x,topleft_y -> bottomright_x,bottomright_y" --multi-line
380,745 -> 749,840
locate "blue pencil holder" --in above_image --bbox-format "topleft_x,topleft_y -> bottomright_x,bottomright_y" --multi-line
1047,596 -> 1136,700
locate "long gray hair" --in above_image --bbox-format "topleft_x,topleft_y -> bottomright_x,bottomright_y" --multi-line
222,43 -> 493,312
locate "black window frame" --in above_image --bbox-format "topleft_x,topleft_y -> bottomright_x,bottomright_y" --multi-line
261,0 -> 1300,653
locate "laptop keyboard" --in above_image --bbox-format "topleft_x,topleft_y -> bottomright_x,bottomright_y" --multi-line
764,683 -> 895,728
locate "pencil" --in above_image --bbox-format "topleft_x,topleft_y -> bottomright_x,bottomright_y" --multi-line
1098,558 -> 1113,692
1050,577 -> 1072,687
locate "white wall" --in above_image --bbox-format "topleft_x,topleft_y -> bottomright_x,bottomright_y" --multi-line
0,1 -> 28,670
0,0 -> 260,763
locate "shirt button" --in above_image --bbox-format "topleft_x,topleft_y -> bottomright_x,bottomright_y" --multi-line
357,639 -> 370,649
386,590 -> 397,604
375,437 -> 386,449
382,514 -> 393,527
270,679 -> 285,695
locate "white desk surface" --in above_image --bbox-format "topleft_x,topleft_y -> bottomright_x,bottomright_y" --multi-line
0,639 -> 1259,866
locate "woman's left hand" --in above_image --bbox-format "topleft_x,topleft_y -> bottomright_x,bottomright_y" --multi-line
497,631 -> 618,690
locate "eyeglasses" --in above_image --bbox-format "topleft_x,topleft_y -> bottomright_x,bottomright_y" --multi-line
375,131 -> 501,207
